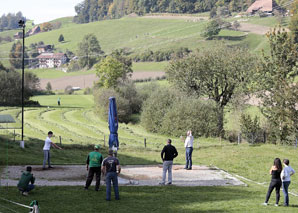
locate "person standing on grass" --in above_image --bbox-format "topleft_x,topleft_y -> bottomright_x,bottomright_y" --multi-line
57,97 -> 61,106
17,166 -> 35,196
281,159 -> 295,206
160,139 -> 178,185
43,131 -> 62,170
102,150 -> 121,201
181,130 -> 194,170
263,158 -> 283,206
84,145 -> 103,191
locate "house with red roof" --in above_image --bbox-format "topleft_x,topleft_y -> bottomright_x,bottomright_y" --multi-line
246,0 -> 276,15
37,53 -> 67,68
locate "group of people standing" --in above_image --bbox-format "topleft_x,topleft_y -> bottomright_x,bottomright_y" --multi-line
264,158 -> 295,207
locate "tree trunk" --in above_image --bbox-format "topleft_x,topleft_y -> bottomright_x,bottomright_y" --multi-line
217,106 -> 224,137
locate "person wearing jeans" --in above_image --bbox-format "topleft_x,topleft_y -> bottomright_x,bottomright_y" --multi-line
102,150 -> 121,201
17,166 -> 35,196
43,131 -> 62,170
281,159 -> 295,206
184,130 -> 194,170
160,139 -> 178,185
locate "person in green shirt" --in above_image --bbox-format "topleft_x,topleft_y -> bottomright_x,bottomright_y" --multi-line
17,166 -> 35,196
84,145 -> 103,191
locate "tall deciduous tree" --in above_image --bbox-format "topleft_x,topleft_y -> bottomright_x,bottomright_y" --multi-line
95,55 -> 132,89
9,41 -> 28,69
289,0 -> 298,43
256,29 -> 298,143
77,34 -> 104,69
166,45 -> 255,136
202,19 -> 221,39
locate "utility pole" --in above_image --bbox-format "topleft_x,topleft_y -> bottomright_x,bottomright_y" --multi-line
18,20 -> 25,145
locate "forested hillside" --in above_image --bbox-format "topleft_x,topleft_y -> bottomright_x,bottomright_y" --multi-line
74,0 -> 255,23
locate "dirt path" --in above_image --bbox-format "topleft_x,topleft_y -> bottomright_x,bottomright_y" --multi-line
1,165 -> 245,187
238,23 -> 271,35
40,71 -> 165,90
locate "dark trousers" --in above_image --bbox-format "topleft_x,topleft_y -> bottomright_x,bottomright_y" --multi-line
265,180 -> 281,204
282,181 -> 291,206
106,172 -> 119,200
19,184 -> 35,192
85,167 -> 101,190
185,147 -> 193,169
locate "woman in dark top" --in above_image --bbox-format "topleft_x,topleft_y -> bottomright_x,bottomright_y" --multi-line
263,158 -> 283,206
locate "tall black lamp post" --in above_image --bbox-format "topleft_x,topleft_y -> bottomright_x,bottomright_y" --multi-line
18,20 -> 25,145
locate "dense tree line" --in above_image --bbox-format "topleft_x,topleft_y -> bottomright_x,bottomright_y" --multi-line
0,12 -> 26,31
74,0 -> 255,23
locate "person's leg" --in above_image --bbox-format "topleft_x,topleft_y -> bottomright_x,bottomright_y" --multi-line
48,150 -> 51,167
275,182 -> 281,205
85,167 -> 95,189
185,149 -> 189,169
265,181 -> 275,203
168,161 -> 173,183
282,181 -> 290,206
161,161 -> 167,184
95,167 -> 101,191
43,150 -> 48,168
106,173 -> 112,201
189,147 -> 193,169
111,173 -> 119,200
25,184 -> 35,192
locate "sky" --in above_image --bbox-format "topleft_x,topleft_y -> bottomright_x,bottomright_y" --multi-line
0,0 -> 83,24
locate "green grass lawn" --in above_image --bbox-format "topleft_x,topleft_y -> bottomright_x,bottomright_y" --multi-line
24,68 -> 95,79
132,61 -> 168,72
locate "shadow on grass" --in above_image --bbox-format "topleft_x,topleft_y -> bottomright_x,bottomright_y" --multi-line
0,136 -> 157,166
212,35 -> 247,41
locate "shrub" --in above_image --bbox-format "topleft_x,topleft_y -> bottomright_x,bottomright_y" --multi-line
160,98 -> 218,137
240,113 -> 263,143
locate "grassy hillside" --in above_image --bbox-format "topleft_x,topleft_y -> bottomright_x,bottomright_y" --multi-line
0,14 -> 279,68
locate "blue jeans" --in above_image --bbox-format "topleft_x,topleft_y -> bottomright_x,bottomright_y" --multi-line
185,147 -> 193,169
106,172 -> 119,200
19,184 -> 35,192
282,181 -> 291,206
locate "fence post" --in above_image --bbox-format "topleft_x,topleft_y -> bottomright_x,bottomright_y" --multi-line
59,136 -> 62,146
296,137 -> 297,148
104,135 -> 106,147
238,133 -> 241,145
144,138 -> 146,148
14,130 -> 15,142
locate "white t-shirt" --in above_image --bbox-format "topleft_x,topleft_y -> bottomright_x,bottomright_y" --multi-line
184,136 -> 194,148
43,137 -> 52,150
281,165 -> 295,182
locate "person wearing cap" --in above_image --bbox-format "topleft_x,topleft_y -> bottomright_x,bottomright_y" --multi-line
84,145 -> 103,191
102,150 -> 121,201
43,131 -> 62,170
183,130 -> 194,170
17,166 -> 35,196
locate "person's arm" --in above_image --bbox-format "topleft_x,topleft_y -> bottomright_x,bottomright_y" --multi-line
86,155 -> 90,171
269,166 -> 274,174
290,167 -> 295,176
117,165 -> 121,174
31,175 -> 35,184
101,166 -> 106,176
161,147 -> 165,161
51,142 -> 62,150
173,147 -> 178,158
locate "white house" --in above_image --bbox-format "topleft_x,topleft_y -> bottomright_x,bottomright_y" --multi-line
37,53 -> 67,68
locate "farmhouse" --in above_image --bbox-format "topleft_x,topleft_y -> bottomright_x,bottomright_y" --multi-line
246,0 -> 275,15
37,53 -> 67,68
26,25 -> 41,37
37,45 -> 53,54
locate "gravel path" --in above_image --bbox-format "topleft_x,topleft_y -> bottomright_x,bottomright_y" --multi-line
0,165 -> 245,187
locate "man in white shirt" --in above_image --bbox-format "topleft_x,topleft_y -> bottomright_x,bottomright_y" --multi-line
184,130 -> 194,170
281,159 -> 295,206
43,131 -> 62,170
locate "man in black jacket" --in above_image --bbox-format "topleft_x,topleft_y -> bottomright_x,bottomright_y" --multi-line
160,139 -> 178,185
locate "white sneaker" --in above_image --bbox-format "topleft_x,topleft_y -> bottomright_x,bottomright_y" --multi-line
159,182 -> 165,185
262,203 -> 268,206
274,204 -> 278,207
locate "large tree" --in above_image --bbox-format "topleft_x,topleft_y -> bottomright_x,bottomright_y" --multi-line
256,29 -> 298,143
166,45 -> 255,136
9,41 -> 29,69
77,34 -> 104,69
289,0 -> 298,43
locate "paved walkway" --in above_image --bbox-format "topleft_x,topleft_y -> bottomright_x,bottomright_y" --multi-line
0,165 -> 245,187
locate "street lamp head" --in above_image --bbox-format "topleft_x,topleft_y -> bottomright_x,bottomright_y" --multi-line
18,20 -> 25,27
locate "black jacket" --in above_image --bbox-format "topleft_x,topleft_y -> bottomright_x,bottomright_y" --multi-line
161,144 -> 178,161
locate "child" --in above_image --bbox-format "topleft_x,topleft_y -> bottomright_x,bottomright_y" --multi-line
281,159 -> 295,206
